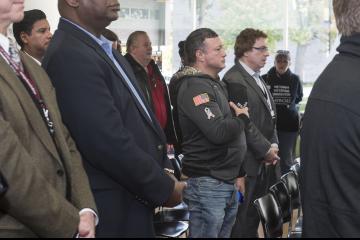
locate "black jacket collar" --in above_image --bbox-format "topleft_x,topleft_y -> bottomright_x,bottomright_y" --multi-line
337,33 -> 360,58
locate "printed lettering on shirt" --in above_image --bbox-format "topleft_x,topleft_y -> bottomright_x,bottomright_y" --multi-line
193,93 -> 210,106
273,85 -> 292,105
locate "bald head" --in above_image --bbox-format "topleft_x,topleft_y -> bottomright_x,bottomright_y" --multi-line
58,0 -> 120,37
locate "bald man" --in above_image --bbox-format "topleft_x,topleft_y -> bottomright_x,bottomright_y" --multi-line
43,0 -> 186,237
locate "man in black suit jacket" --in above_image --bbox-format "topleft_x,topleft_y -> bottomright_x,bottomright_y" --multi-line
43,0 -> 186,237
222,28 -> 280,238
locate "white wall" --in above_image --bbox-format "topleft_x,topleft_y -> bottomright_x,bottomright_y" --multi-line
25,0 -> 59,33
109,0 -> 165,44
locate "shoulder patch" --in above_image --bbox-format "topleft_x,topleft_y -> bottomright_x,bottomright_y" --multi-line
193,93 -> 210,106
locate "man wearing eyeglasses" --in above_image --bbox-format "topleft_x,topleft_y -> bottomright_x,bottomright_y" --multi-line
223,28 -> 280,238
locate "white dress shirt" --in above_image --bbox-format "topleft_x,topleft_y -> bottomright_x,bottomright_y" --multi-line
239,60 -> 275,117
0,33 -> 10,61
239,60 -> 278,149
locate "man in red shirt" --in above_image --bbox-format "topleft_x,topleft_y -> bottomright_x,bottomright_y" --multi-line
125,31 -> 177,148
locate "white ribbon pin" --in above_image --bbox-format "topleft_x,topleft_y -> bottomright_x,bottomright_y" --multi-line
205,107 -> 215,120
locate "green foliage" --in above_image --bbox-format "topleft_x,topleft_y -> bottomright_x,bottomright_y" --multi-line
199,0 -> 335,48
201,0 -> 284,51
289,28 -> 313,45
264,29 -> 283,52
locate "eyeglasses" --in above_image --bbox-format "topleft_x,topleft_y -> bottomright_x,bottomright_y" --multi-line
252,46 -> 269,52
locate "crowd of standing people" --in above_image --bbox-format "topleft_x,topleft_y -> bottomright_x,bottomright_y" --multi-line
0,0 -> 359,238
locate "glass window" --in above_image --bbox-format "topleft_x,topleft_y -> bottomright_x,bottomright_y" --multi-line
24,0 -> 339,109
110,0 -> 338,111
111,1 -> 337,81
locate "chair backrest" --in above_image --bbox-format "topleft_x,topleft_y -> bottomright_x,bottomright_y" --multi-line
154,221 -> 189,238
254,193 -> 283,238
281,171 -> 300,209
169,158 -> 181,181
290,162 -> 301,177
154,208 -> 190,223
270,181 -> 292,223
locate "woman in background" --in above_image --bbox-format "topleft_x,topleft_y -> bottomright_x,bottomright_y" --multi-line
263,50 -> 303,174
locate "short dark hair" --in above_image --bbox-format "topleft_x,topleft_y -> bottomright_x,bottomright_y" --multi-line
13,9 -> 47,48
184,28 -> 218,66
178,40 -> 186,61
102,29 -> 119,42
234,28 -> 267,60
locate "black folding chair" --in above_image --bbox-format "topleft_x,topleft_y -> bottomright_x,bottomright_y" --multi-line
154,206 -> 189,223
154,202 -> 189,238
270,181 -> 293,237
154,157 -> 189,238
281,171 -> 302,237
154,221 -> 189,238
290,162 -> 300,178
169,158 -> 182,181
254,193 -> 283,238
281,171 -> 300,212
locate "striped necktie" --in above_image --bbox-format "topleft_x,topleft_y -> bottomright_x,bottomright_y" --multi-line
253,71 -> 267,98
253,71 -> 275,117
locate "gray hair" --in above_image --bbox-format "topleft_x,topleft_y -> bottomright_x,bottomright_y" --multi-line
126,31 -> 147,53
333,0 -> 360,36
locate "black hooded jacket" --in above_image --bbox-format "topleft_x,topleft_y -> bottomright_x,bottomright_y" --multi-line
263,67 -> 303,132
170,67 -> 249,182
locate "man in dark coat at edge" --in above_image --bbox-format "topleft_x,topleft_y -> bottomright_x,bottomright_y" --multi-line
300,0 -> 360,237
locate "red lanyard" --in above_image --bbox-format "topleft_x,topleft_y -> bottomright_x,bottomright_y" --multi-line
0,46 -> 40,97
0,45 -> 55,136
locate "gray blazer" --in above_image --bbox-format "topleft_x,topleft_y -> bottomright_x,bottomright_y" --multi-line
223,61 -> 278,176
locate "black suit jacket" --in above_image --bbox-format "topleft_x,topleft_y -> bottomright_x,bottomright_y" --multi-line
42,19 -> 174,237
223,61 -> 278,176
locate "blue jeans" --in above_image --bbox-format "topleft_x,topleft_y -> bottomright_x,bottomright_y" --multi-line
184,177 -> 238,238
